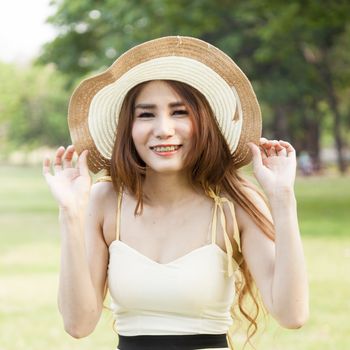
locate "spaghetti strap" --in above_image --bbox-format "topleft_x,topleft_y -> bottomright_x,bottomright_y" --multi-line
210,196 -> 218,245
207,188 -> 241,277
116,189 -> 123,241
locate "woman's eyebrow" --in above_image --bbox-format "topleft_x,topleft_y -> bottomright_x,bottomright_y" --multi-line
134,103 -> 156,110
169,101 -> 185,108
134,101 -> 185,110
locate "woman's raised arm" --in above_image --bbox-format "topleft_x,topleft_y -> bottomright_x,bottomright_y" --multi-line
241,138 -> 309,328
43,145 -> 108,338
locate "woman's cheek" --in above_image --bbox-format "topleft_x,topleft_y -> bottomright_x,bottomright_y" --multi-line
179,118 -> 194,135
131,122 -> 147,144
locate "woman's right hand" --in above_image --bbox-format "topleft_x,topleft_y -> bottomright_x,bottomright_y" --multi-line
42,145 -> 92,211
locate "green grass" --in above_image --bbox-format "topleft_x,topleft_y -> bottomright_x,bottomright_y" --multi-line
0,165 -> 349,350
295,176 -> 350,237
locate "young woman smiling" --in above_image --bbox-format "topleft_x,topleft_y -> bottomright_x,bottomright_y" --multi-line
43,36 -> 309,350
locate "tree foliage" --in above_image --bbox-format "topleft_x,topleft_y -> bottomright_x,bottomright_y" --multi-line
0,63 -> 71,152
17,0 -> 350,171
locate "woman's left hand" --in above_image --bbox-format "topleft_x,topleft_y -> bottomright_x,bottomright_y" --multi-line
247,138 -> 297,198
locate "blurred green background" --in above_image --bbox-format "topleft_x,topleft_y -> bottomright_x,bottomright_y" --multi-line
0,167 -> 349,350
0,0 -> 350,349
1,0 -> 350,172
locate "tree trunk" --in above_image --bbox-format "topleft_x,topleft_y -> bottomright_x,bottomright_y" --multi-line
318,58 -> 347,174
308,98 -> 322,172
307,116 -> 321,172
273,105 -> 290,141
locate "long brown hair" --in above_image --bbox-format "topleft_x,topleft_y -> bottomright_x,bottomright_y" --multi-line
110,80 -> 275,348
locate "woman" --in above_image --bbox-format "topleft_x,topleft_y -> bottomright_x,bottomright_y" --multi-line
43,36 -> 308,350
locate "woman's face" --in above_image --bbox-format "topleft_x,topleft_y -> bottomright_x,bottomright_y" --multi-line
131,80 -> 193,174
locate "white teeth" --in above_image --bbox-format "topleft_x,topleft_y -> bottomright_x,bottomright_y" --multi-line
153,145 -> 180,152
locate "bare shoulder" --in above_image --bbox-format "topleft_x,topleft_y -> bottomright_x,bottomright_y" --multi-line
225,186 -> 275,263
88,181 -> 116,223
230,186 -> 273,232
89,181 -> 115,204
91,180 -> 114,197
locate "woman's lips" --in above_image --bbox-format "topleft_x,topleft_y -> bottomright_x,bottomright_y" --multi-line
150,144 -> 182,156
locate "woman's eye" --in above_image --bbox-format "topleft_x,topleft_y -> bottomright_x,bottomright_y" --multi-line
137,112 -> 154,118
173,110 -> 188,116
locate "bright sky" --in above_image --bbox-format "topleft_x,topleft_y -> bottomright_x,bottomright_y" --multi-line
0,0 -> 56,64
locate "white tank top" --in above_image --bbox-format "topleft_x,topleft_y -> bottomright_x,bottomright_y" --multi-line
104,182 -> 242,338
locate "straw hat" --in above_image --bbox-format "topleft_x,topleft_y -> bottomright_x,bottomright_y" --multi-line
68,36 -> 261,174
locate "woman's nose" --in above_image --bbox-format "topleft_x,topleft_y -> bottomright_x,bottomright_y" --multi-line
154,114 -> 175,139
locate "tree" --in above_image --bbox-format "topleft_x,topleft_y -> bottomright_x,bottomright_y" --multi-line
38,0 -> 350,172
0,62 -> 71,152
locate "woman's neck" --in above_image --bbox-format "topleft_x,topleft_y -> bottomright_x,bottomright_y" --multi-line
142,170 -> 200,208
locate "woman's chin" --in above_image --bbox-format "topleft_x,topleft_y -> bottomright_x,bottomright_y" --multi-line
146,163 -> 186,175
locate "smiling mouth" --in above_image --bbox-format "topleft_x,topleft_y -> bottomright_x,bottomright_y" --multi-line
150,145 -> 182,152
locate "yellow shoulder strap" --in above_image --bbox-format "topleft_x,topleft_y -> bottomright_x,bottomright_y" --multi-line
207,188 -> 242,277
115,189 -> 122,241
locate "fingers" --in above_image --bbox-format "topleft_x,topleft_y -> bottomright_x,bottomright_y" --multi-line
77,149 -> 90,177
54,145 -> 79,172
43,145 -> 77,175
260,138 -> 279,156
42,146 -> 65,178
259,138 -> 294,157
278,140 -> 295,156
42,156 -> 52,180
53,146 -> 66,173
62,145 -> 75,168
259,145 -> 268,160
42,145 -> 90,181
247,142 -> 263,169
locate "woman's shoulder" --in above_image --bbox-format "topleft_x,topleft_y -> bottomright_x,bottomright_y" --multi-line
90,176 -> 118,206
87,178 -> 119,227
222,185 -> 272,231
221,183 -> 264,209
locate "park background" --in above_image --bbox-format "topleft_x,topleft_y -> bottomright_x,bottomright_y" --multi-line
0,0 -> 349,349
